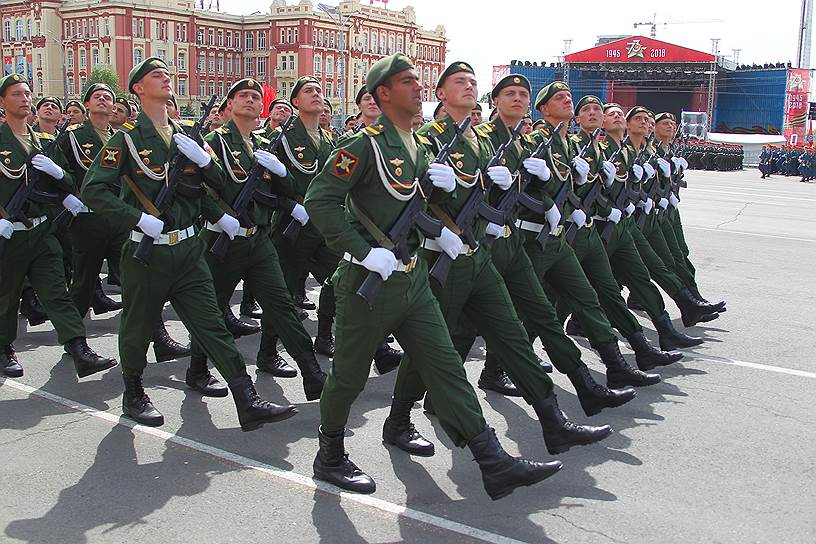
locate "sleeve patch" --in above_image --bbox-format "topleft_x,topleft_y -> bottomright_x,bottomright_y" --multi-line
100,146 -> 121,168
333,149 -> 359,178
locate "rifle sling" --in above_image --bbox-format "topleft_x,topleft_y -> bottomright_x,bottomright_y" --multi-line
203,184 -> 238,216
427,203 -> 462,235
346,194 -> 395,251
121,175 -> 162,217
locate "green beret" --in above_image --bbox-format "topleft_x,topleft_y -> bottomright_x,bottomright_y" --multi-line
574,95 -> 603,116
0,73 -> 29,96
268,97 -> 292,113
626,106 -> 650,122
472,103 -> 483,112
65,100 -> 86,113
355,85 -> 369,106
36,96 -> 63,112
433,102 -> 445,118
323,98 -> 333,113
168,94 -> 178,110
83,82 -> 115,104
534,81 -> 570,110
532,119 -> 546,129
114,97 -> 132,116
603,102 -> 623,113
227,78 -> 262,100
217,96 -> 230,113
654,112 -> 676,123
128,56 -> 168,93
366,53 -> 414,96
344,114 -> 356,125
436,61 -> 475,94
290,76 -> 320,102
491,74 -> 531,100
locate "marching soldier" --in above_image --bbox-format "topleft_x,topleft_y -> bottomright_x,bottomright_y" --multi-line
81,57 -> 296,429
110,97 -> 131,132
0,73 -> 118,379
304,53 -> 563,499
32,96 -> 62,135
65,100 -> 86,125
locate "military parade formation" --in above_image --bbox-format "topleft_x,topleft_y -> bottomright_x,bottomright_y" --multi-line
1,53 -> 732,500
759,143 -> 815,181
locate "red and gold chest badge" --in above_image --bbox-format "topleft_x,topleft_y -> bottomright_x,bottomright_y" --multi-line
333,149 -> 358,178
100,147 -> 121,168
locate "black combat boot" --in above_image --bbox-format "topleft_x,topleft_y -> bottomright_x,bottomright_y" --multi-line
596,341 -> 661,389
224,308 -> 261,339
65,337 -> 117,378
293,352 -> 326,401
468,426 -> 562,501
567,364 -> 637,416
256,333 -> 297,377
313,427 -> 376,494
152,321 -> 191,362
122,373 -> 164,426
626,292 -> 647,312
478,352 -> 522,397
689,286 -> 727,312
185,353 -> 228,397
627,331 -> 683,371
652,311 -> 703,351
674,288 -> 719,327
313,314 -> 334,357
227,374 -> 298,432
382,398 -> 435,456
91,278 -> 122,315
1,344 -> 23,378
373,341 -> 402,375
294,292 -> 316,310
239,295 -> 262,319
533,394 -> 613,454
564,316 -> 586,338
19,287 -> 47,326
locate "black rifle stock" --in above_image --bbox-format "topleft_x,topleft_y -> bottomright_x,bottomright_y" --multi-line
132,95 -> 217,265
209,116 -> 293,259
355,117 -> 471,306
564,128 -> 608,243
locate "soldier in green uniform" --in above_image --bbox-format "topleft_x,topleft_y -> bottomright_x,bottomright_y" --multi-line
0,74 -> 118,379
65,100 -> 86,126
110,97 -> 131,132
81,57 -> 296,430
191,77 -> 326,400
305,53 -> 563,499
32,96 -> 62,135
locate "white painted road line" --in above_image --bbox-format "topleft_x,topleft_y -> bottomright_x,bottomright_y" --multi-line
684,225 -> 816,243
0,377 -> 525,544
690,357 -> 816,379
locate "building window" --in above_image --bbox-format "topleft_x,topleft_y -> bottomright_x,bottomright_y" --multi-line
67,49 -> 74,69
361,31 -> 368,52
36,53 -> 42,69
208,54 -> 214,73
4,21 -> 11,42
388,34 -> 394,55
318,30 -> 323,47
134,48 -> 143,65
397,35 -> 403,53
208,29 -> 214,46
67,76 -> 75,93
92,48 -> 99,66
81,19 -> 87,37
197,29 -> 203,44
105,48 -> 110,64
244,57 -> 254,76
217,30 -> 223,47
199,81 -> 205,96
217,54 -> 223,73
16,19 -> 23,40
28,19 -> 33,39
178,51 -> 186,71
246,32 -> 254,51
338,32 -> 344,50
226,31 -> 232,48
198,53 -> 205,71
209,81 -> 215,96
104,17 -> 110,36
226,55 -> 233,74
258,57 -> 267,77
258,31 -> 266,50
294,28 -> 299,43
285,29 -> 289,44
79,49 -> 86,69
330,31 -> 335,48
326,81 -> 332,98
314,56 -> 321,73
370,31 -> 377,54
432,67 -> 438,85
138,19 -> 144,38
326,56 -> 334,75
234,32 -> 241,49
177,79 -> 187,96
157,49 -> 166,62
218,81 -> 225,96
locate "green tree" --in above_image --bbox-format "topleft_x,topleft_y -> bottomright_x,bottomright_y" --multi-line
80,66 -> 125,98
479,91 -> 492,104
180,104 -> 196,119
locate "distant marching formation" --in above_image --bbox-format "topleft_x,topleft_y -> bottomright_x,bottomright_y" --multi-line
0,53 -> 729,501
759,144 -> 815,181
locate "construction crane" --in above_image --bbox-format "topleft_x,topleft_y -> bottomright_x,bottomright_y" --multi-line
633,13 -> 724,38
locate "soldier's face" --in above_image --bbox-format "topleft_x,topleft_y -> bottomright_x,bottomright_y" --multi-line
87,90 -> 114,116
319,105 -> 331,127
232,89 -> 263,119
111,104 -> 128,125
37,101 -> 61,123
359,92 -> 380,119
627,112 -> 649,136
270,103 -> 292,123
412,112 -> 424,130
522,117 -> 533,134
379,69 -> 422,115
576,103 -> 603,131
293,83 -> 324,115
0,82 -> 32,119
470,109 -> 482,126
604,108 -> 625,132
135,68 -> 172,101
495,86 -> 530,119
543,90 -> 573,121
654,119 -> 674,140
67,106 -> 85,124
438,73 -> 477,111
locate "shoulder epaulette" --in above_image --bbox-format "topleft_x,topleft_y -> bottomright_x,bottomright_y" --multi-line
416,133 -> 431,146
215,125 -> 230,135
252,128 -> 266,135
180,119 -> 195,127
538,127 -> 551,137
476,121 -> 494,133
599,140 -> 609,149
321,128 -> 333,141
474,126 -> 488,138
35,131 -> 54,140
121,121 -> 136,131
523,134 -> 533,144
430,121 -> 446,135
570,134 -> 582,143
67,123 -> 82,131
364,125 -> 382,136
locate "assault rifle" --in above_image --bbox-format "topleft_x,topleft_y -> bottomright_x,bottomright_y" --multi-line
564,128 -> 609,243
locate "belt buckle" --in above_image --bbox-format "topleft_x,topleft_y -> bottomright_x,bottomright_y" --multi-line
553,225 -> 564,237
585,217 -> 593,228
168,230 -> 179,246
503,224 -> 511,238
466,245 -> 475,256
246,226 -> 255,237
405,255 -> 417,273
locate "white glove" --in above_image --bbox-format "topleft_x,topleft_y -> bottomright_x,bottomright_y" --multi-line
361,247 -> 398,281
485,222 -> 505,238
545,204 -> 561,234
657,158 -> 671,177
624,202 -> 636,216
669,194 -> 680,208
31,154 -> 64,180
658,198 -> 669,210
173,133 -> 211,168
427,163 -> 456,193
523,157 -> 551,182
61,194 -> 84,216
671,157 -> 682,171
216,213 -> 240,240
601,161 -> 616,188
639,197 -> 654,214
643,163 -> 656,179
678,157 -> 688,170
137,212 -> 164,238
631,164 -> 644,181
572,157 -> 590,185
487,165 -> 513,190
570,209 -> 587,228
607,208 -> 622,224
255,150 -> 287,177
436,227 -> 464,259
290,203 -> 309,226
0,218 -> 13,240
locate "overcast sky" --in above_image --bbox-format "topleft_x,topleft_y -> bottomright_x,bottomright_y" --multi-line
232,0 -> 809,90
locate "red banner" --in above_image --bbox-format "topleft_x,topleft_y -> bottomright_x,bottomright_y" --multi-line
783,68 -> 811,145
565,36 -> 715,64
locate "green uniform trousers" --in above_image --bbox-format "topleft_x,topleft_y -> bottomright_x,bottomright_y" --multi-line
523,232 -> 618,347
68,212 -> 128,317
118,235 -> 244,380
321,257 -> 486,447
595,219 -> 666,321
661,210 -> 697,288
628,219 -> 684,297
452,232 -> 582,374
191,229 -> 313,360
393,246 -> 555,406
0,224 -> 86,345
639,215 -> 695,289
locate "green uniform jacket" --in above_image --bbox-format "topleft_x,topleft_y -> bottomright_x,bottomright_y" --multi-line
81,112 -> 222,233
61,120 -> 112,193
602,136 -> 638,209
527,121 -> 579,221
571,128 -> 614,219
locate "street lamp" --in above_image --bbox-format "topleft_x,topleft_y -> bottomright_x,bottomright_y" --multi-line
317,2 -> 350,126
